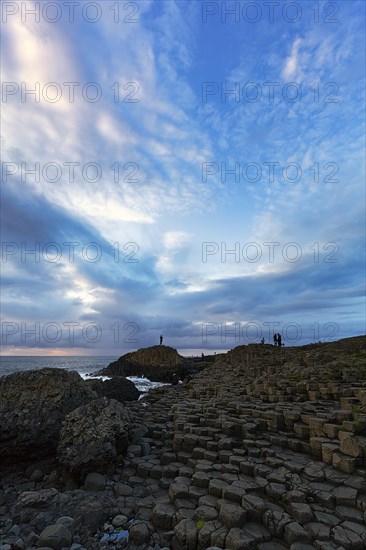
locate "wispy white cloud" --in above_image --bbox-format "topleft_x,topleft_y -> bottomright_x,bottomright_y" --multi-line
282,37 -> 302,80
1,0 -> 364,352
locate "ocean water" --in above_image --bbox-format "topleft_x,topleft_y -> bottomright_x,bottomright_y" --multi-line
0,356 -> 169,394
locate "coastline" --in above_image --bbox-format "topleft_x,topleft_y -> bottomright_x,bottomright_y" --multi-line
0,336 -> 365,549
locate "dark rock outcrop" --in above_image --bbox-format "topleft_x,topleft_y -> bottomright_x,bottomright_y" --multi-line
0,368 -> 96,462
94,345 -> 206,383
84,376 -> 140,402
57,397 -> 133,477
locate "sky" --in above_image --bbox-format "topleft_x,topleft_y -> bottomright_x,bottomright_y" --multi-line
1,0 -> 365,356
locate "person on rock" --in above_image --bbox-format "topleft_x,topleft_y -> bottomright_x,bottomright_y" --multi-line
273,333 -> 278,346
278,333 -> 282,347
160,334 -> 163,345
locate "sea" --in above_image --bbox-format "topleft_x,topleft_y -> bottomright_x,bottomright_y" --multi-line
0,356 -> 169,395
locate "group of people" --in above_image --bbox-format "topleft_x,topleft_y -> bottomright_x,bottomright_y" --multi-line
273,333 -> 283,347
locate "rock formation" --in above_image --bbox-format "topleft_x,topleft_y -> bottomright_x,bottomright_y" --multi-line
95,345 -> 205,382
1,336 -> 365,550
84,376 -> 140,402
0,368 -> 96,462
57,397 -> 133,477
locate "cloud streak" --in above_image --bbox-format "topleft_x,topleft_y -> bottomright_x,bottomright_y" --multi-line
1,0 -> 365,354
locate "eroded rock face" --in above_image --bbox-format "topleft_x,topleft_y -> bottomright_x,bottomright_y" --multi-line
84,376 -> 140,403
57,397 -> 133,477
94,345 -> 205,382
107,345 -> 183,371
0,368 -> 96,462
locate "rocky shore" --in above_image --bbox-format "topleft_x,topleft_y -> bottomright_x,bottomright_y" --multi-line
1,336 -> 366,550
93,346 -> 212,384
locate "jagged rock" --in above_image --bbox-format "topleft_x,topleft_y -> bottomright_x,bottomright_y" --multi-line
152,503 -> 176,529
57,397 -> 133,477
84,376 -> 140,402
174,518 -> 198,548
0,368 -> 95,461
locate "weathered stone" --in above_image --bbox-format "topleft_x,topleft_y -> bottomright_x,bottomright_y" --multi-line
243,522 -> 271,542
242,494 -> 268,521
36,524 -> 72,550
0,369 -> 95,461
339,434 -> 363,458
194,505 -> 218,522
219,503 -> 246,529
116,483 -> 133,496
57,397 -> 132,476
321,443 -> 339,465
174,518 -> 198,549
129,522 -> 150,545
192,471 -> 210,488
197,520 -> 217,547
84,472 -> 105,491
209,479 -> 229,497
152,503 -> 176,530
288,503 -> 314,524
226,527 -> 256,549
84,376 -> 140,403
315,491 -> 335,509
305,522 -> 330,540
332,525 -> 364,549
265,483 -> 286,500
333,486 -> 357,507
263,510 -> 292,538
210,525 -> 228,547
95,345 -> 197,383
169,483 -> 190,501
335,505 -> 364,523
223,485 -> 245,503
332,452 -> 355,473
284,522 -> 311,544
111,514 -> 128,527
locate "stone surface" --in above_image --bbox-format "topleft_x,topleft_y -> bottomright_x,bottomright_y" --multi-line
36,524 -> 72,550
0,368 -> 95,461
93,345 -> 203,382
57,397 -> 132,476
1,336 -> 366,550
84,376 -> 140,402
84,472 -> 106,491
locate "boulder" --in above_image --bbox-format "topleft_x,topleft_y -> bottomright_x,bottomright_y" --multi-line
0,368 -> 96,462
84,472 -> 106,491
36,524 -> 72,550
84,376 -> 140,402
57,397 -> 133,477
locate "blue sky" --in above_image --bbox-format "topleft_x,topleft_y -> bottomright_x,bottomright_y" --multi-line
1,0 -> 365,355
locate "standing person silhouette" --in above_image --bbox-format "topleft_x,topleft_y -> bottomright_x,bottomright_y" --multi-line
160,334 -> 163,345
278,333 -> 282,347
273,334 -> 278,346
